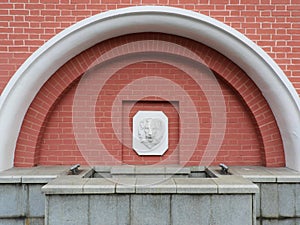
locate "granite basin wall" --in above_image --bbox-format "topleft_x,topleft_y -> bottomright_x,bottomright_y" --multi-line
1,166 -> 300,225
0,166 -> 67,225
45,194 -> 255,225
42,168 -> 258,225
228,167 -> 300,225
0,183 -> 47,225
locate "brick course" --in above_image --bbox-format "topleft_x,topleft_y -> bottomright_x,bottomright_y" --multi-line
1,1 -> 299,91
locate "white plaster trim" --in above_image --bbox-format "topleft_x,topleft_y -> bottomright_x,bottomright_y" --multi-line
0,6 -> 299,171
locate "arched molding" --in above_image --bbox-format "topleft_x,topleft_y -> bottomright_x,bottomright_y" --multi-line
0,6 -> 299,171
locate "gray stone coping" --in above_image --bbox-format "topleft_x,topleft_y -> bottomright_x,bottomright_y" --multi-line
110,165 -> 191,175
0,166 -> 91,184
1,165 -> 299,193
220,166 -> 300,183
42,175 -> 258,195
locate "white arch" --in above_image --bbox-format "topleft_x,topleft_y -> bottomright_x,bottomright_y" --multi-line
0,6 -> 299,171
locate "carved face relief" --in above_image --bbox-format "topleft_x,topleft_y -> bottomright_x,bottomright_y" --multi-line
132,111 -> 168,155
138,118 -> 164,149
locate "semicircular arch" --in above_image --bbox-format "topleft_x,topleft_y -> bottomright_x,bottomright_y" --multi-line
1,6 -> 299,171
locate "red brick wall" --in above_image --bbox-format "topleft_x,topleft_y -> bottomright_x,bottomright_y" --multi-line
1,1 -> 299,94
14,33 -> 284,167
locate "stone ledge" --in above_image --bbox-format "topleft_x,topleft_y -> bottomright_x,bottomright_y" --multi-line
174,178 -> 217,194
225,166 -> 300,183
42,176 -> 258,195
83,178 -> 115,194
213,176 -> 259,194
110,165 -> 191,176
135,178 -> 176,193
0,166 -> 70,184
42,177 -> 88,195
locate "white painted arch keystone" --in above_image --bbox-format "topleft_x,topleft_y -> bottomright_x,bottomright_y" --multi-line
0,6 -> 299,171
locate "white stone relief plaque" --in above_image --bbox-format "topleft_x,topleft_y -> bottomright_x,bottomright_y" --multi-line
133,111 -> 168,155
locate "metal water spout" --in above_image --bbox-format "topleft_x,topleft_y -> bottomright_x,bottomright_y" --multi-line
70,164 -> 80,175
219,163 -> 229,175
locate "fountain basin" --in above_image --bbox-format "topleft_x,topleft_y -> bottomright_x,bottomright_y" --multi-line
42,166 -> 257,225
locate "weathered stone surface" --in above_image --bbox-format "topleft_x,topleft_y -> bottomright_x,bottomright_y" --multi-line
171,195 -> 210,225
46,195 -> 88,225
25,218 -> 44,225
210,195 -> 252,225
0,219 -> 24,225
111,165 -> 134,175
135,178 -> 176,193
262,219 -> 278,225
115,178 -> 136,193
261,219 -> 297,225
295,184 -> 300,216
261,183 -> 278,218
131,194 -> 170,225
213,176 -> 259,194
278,184 -> 296,217
89,195 -> 130,225
83,178 -> 115,194
28,184 -> 45,217
0,184 -> 26,217
256,183 -> 261,217
42,177 -> 87,194
174,178 -> 217,193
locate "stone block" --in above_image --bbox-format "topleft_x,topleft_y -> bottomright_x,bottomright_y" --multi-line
0,219 -> 24,225
115,178 -> 136,193
135,178 -> 176,193
0,184 -> 26,217
111,165 -> 134,175
253,194 -> 257,224
135,174 -> 165,179
262,219 -> 297,225
278,184 -> 296,217
25,218 -> 44,225
256,183 -> 261,217
262,219 -> 278,225
89,195 -> 130,225
93,166 -> 111,173
171,195 -> 210,225
131,194 -> 170,225
174,178 -> 217,193
213,176 -> 259,194
295,184 -> 300,216
227,166 -> 276,183
135,166 -> 165,174
46,195 -> 88,225
278,219 -> 296,225
28,184 -> 45,217
277,176 -> 300,183
42,177 -> 87,194
22,175 -> 56,184
210,195 -> 252,225
261,183 -> 278,218
165,166 -> 190,175
83,178 -> 115,194
0,176 -> 21,184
